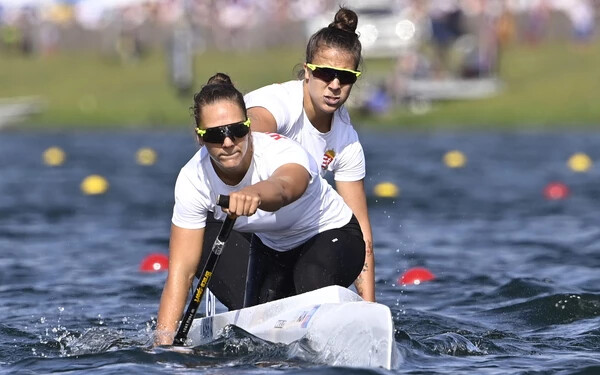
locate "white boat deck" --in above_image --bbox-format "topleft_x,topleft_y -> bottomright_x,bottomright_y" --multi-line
188,285 -> 400,369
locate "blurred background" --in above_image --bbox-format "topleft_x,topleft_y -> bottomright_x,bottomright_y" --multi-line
0,0 -> 598,130
2,2 -> 600,372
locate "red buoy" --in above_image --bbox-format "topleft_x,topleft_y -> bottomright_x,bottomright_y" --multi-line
139,253 -> 169,272
398,267 -> 435,285
543,182 -> 569,200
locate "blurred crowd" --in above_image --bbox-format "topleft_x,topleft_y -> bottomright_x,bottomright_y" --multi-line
0,0 -> 328,57
0,0 -> 596,58
0,0 -> 597,108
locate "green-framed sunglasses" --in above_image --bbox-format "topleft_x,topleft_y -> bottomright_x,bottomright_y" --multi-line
196,118 -> 251,144
306,63 -> 362,85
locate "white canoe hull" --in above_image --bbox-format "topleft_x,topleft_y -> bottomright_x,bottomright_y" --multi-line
188,285 -> 398,369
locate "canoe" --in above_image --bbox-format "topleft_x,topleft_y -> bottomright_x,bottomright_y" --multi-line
187,285 -> 399,369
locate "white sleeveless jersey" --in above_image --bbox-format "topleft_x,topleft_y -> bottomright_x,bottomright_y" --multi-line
244,80 -> 366,182
171,132 -> 353,251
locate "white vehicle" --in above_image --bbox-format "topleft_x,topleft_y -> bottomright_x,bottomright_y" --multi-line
0,96 -> 45,130
304,0 -> 424,58
187,285 -> 399,369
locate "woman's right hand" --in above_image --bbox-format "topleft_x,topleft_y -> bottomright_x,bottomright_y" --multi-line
224,189 -> 262,217
155,225 -> 206,347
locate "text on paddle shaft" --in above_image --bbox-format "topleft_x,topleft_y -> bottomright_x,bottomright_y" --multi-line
194,271 -> 212,303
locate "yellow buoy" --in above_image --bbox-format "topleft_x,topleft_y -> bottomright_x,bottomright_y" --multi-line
374,182 -> 399,198
81,175 -> 109,195
567,153 -> 592,172
136,147 -> 157,166
42,147 -> 66,166
443,150 -> 467,168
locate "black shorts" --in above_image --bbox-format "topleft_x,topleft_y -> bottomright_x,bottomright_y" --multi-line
198,214 -> 365,310
243,215 -> 365,307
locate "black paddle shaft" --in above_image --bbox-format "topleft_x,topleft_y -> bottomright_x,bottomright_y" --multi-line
173,194 -> 233,346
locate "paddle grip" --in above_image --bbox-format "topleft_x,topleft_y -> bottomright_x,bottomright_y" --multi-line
217,194 -> 229,209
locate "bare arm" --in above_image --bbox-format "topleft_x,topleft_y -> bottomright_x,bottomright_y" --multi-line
226,163 -> 311,217
336,180 -> 375,302
247,106 -> 278,133
155,225 -> 205,345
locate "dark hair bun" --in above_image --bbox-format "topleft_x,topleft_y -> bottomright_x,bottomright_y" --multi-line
328,7 -> 358,34
206,72 -> 233,86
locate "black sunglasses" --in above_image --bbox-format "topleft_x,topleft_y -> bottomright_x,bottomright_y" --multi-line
196,119 -> 251,144
306,63 -> 362,85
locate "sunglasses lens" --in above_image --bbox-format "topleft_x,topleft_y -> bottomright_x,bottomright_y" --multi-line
230,122 -> 250,138
337,71 -> 358,84
312,67 -> 357,85
312,67 -> 336,82
202,130 -> 225,144
201,122 -> 249,143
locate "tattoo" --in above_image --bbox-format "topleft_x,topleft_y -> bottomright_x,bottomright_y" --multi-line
355,277 -> 365,295
362,262 -> 368,272
354,273 -> 366,297
355,274 -> 364,285
365,241 -> 373,256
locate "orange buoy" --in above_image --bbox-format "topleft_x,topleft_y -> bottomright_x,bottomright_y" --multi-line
398,267 -> 435,285
140,253 -> 169,272
543,182 -> 569,200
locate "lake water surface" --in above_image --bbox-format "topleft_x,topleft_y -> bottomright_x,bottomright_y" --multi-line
1,129 -> 599,374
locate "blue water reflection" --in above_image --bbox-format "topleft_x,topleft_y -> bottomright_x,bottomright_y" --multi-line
1,129 -> 599,374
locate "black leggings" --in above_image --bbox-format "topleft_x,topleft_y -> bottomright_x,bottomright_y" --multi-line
197,215 -> 251,310
243,215 -> 365,307
198,215 -> 365,310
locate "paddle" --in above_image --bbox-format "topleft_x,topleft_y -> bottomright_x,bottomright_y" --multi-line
173,194 -> 234,346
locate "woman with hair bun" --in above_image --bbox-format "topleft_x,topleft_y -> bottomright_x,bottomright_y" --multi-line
155,73 -> 366,345
245,7 -> 375,302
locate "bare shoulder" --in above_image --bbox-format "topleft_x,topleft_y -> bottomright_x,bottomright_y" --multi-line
248,107 -> 277,133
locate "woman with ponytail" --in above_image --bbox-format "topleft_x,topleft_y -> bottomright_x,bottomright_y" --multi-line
155,73 -> 366,345
245,7 -> 375,302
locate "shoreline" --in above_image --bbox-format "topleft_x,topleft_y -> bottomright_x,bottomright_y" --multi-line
1,41 -> 598,130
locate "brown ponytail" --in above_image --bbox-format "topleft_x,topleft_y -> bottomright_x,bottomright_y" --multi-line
304,7 -> 362,70
206,72 -> 234,86
328,7 -> 359,34
192,73 -> 246,127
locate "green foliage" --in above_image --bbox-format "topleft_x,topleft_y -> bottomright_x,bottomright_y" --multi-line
356,42 -> 600,130
1,41 -> 598,129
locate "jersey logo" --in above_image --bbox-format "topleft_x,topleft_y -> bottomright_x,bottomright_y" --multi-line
321,149 -> 335,170
266,132 -> 285,140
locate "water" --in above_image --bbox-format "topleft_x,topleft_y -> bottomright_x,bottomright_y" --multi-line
1,129 -> 599,374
